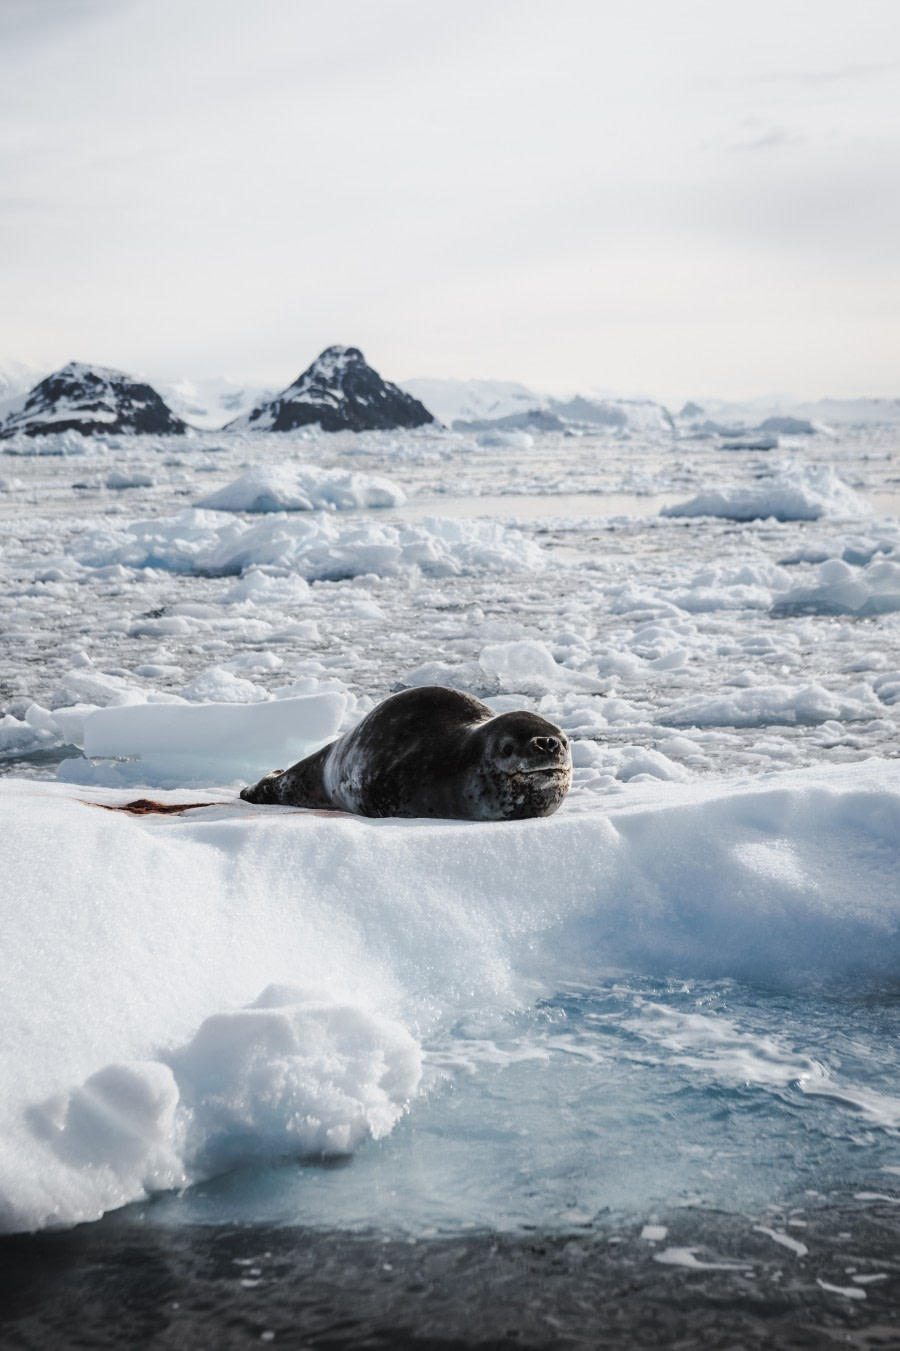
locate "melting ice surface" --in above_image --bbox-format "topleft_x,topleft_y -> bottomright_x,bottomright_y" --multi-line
1,420 -> 900,1272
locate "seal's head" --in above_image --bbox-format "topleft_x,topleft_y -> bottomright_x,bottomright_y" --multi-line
467,710 -> 572,820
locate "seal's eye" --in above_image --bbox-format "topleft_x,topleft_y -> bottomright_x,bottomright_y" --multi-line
500,740 -> 515,757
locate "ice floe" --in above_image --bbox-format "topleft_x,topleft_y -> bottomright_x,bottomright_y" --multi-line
662,462 -> 870,522
2,757 -> 900,1232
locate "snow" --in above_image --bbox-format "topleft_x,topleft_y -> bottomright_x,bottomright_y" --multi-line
400,377 -> 545,426
0,362 -> 186,439
155,375 -> 276,430
2,409 -> 900,1248
78,693 -> 346,785
774,556 -> 900,616
399,378 -> 674,434
662,462 -> 871,522
196,463 -> 406,512
2,759 -> 900,1232
69,509 -> 547,581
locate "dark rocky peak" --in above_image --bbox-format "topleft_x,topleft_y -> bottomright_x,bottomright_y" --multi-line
232,346 -> 435,434
0,361 -> 188,438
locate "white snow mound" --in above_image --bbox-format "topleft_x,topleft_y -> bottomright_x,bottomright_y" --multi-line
72,510 -> 547,580
196,464 -> 406,512
662,463 -> 870,522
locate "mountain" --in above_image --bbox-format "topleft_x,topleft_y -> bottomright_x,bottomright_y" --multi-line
400,377 -> 543,427
547,394 -> 674,433
411,378 -> 674,436
154,375 -> 277,431
0,360 -> 47,403
229,346 -> 435,434
0,363 -> 188,439
678,395 -> 900,429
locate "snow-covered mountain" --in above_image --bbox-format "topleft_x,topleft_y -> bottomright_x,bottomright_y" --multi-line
0,359 -> 47,404
547,394 -> 674,433
404,377 -> 674,435
400,377 -> 544,427
230,346 -> 435,434
0,363 -> 188,439
155,375 -> 277,431
679,396 -> 900,430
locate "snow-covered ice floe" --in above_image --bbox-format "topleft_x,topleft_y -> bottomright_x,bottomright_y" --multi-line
71,509 -> 547,580
774,556 -> 900,616
662,462 -> 870,522
2,757 -> 900,1233
195,463 -> 406,512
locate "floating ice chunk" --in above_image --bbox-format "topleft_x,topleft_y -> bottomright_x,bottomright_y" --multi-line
80,692 -> 346,784
752,1225 -> 809,1256
475,430 -> 534,449
73,510 -> 547,580
22,986 -> 421,1226
196,464 -> 406,513
178,666 -> 269,704
171,985 -> 423,1169
873,671 -> 900,705
612,746 -> 690,782
221,569 -> 311,605
50,667 -> 149,709
0,707 -> 61,756
662,463 -> 870,522
399,638 -> 605,699
400,658 -> 498,696
774,557 -> 900,617
571,739 -> 688,782
106,470 -> 154,490
480,640 -> 605,695
654,1247 -> 752,1270
816,1279 -> 867,1300
660,682 -> 882,729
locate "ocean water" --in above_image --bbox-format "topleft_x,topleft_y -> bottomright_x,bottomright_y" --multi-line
5,974 -> 900,1347
146,974 -> 900,1235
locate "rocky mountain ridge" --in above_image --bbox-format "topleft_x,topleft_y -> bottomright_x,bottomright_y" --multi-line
0,362 -> 187,439
229,346 -> 435,434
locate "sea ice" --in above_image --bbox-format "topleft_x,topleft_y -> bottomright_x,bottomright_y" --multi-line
662,462 -> 870,522
196,463 -> 406,512
2,760 -> 900,1232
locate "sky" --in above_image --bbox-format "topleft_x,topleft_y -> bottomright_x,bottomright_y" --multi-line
1,0 -> 898,403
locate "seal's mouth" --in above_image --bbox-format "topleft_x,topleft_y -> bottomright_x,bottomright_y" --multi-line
517,764 -> 570,777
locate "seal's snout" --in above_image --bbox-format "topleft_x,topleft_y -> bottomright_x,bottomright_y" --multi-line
531,734 -> 566,757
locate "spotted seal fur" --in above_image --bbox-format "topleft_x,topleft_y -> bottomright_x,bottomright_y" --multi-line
240,685 -> 572,820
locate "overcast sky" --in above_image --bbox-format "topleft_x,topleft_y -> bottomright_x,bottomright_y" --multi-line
1,0 -> 898,402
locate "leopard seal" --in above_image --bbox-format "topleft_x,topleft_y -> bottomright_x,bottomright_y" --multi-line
239,685 -> 572,820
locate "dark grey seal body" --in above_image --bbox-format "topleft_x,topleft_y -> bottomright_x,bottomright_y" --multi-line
240,686 -> 572,821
